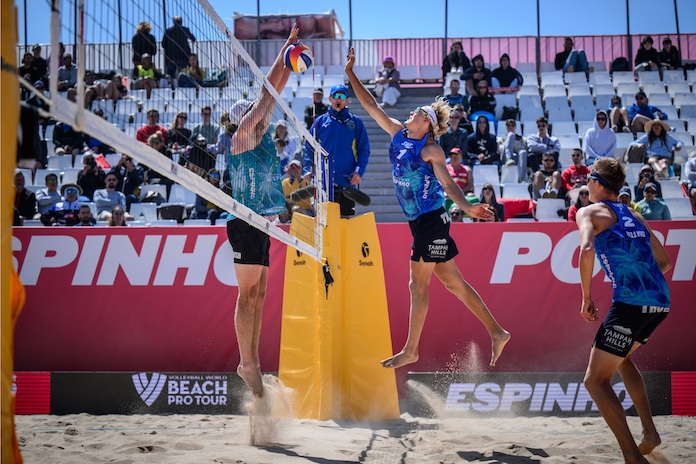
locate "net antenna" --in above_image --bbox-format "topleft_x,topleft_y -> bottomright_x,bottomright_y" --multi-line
36,0 -> 330,262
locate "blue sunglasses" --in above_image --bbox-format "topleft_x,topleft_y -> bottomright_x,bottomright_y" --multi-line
331,93 -> 348,100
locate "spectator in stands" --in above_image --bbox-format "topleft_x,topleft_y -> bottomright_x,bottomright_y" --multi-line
635,36 -> 660,73
476,183 -> 504,222
469,80 -> 497,132
584,110 -> 617,166
273,120 -> 298,161
526,116 -> 561,173
462,54 -> 492,96
19,53 -> 42,86
304,87 -> 328,130
490,54 -> 523,92
443,79 -> 468,110
108,206 -> 129,226
145,132 -> 174,195
131,21 -> 157,65
178,53 -> 205,88
282,159 -> 313,217
533,152 -> 563,199
499,119 -> 528,182
608,95 -> 631,133
76,151 -> 106,200
74,204 -> 95,226
689,182 -> 696,215
104,73 -> 128,101
94,172 -> 126,221
133,53 -> 163,99
35,172 -> 61,217
41,183 -> 82,226
31,44 -> 47,82
554,37 -> 592,75
84,109 -> 115,154
446,148 -> 474,194
658,37 -> 682,70
47,42 -> 65,72
82,70 -> 106,109
438,111 -> 467,155
182,133 -> 215,177
467,115 -> 499,166
567,185 -> 591,223
136,109 -> 168,144
374,56 -> 401,108
448,204 -> 464,222
452,103 -> 471,131
26,80 -> 48,112
634,164 -> 662,201
618,186 -> 642,214
629,92 -> 666,134
110,154 -> 144,210
56,53 -> 77,91
53,120 -> 85,155
169,111 -> 192,152
562,147 -> 591,195
631,119 -> 682,178
162,16 -> 196,79
215,112 -> 233,156
442,41 -> 471,76
191,169 -> 226,224
192,106 -> 219,144
637,183 -> 671,220
303,83 -> 370,216
13,171 -> 36,224
683,150 -> 696,183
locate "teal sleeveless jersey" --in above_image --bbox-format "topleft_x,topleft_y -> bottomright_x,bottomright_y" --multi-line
594,201 -> 670,307
227,126 -> 286,216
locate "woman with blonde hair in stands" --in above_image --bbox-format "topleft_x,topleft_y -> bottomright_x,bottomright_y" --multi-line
345,46 -> 510,371
107,205 -> 129,226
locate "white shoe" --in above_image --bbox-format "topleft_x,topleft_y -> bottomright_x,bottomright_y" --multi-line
622,126 -> 631,133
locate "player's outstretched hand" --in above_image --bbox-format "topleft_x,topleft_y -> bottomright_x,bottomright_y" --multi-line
345,47 -> 355,72
467,203 -> 494,221
581,298 -> 598,322
287,23 -> 299,44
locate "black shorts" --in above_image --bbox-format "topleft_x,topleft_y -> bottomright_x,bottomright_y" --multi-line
333,186 -> 356,217
594,301 -> 669,358
409,207 -> 459,262
226,218 -> 271,266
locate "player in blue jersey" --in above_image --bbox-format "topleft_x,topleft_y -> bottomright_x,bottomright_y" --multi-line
345,47 -> 510,370
576,157 -> 671,463
226,25 -> 300,398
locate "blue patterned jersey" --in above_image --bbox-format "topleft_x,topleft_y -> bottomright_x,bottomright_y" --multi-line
227,126 -> 286,216
389,130 -> 444,220
594,201 -> 670,307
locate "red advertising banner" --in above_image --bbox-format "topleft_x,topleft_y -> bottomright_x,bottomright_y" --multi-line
12,222 -> 696,378
13,372 -> 50,414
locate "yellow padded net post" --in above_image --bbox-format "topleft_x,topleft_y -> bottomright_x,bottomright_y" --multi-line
279,205 -> 399,421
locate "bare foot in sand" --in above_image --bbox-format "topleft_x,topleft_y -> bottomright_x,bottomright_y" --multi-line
489,330 -> 511,366
238,364 -> 264,397
638,430 -> 661,455
381,350 -> 418,369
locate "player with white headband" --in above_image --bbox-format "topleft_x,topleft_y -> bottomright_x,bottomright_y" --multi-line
345,47 -> 511,370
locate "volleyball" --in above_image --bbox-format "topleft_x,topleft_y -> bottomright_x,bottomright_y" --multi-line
284,43 -> 313,73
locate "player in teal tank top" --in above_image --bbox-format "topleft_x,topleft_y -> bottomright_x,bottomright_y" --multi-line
225,25 -> 301,399
345,46 -> 510,372
576,158 -> 672,463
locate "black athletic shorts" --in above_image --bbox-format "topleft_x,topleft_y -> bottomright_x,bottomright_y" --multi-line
594,301 -> 669,358
226,218 -> 271,266
409,207 -> 459,262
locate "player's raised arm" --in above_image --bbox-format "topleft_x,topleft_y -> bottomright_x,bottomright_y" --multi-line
345,47 -> 402,137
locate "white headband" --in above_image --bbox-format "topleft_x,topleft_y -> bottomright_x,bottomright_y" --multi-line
423,106 -> 437,128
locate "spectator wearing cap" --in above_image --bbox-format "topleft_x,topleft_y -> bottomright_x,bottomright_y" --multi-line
133,53 -> 164,99
634,164 -> 662,202
637,182 -> 671,220
56,53 -> 77,91
567,184 -> 591,223
26,80 -> 48,115
631,118 -> 682,178
282,159 -> 313,216
628,92 -> 666,134
618,186 -> 642,214
446,148 -> 474,195
41,183 -> 83,226
658,37 -> 682,70
438,109 -> 468,156
303,83 -> 370,216
31,44 -> 47,81
374,56 -> 401,108
35,172 -> 62,217
304,87 -> 329,130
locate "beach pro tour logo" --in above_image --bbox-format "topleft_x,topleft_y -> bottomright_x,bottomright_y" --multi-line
132,372 -> 167,407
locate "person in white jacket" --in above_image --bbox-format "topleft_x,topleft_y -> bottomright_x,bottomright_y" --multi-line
583,110 -> 616,167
